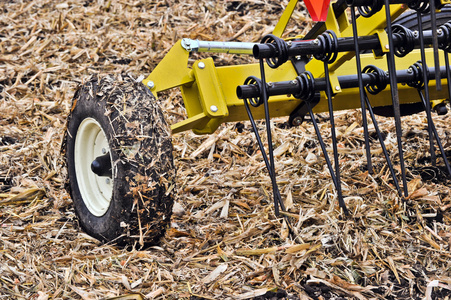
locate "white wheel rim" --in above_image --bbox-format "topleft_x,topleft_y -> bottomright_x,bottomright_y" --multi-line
74,118 -> 113,217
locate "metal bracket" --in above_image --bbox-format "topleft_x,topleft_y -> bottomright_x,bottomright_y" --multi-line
143,40 -> 193,93
173,58 -> 229,134
288,92 -> 321,127
373,28 -> 390,56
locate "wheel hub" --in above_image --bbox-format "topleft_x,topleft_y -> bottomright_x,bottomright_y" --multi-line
91,153 -> 112,177
74,118 -> 113,217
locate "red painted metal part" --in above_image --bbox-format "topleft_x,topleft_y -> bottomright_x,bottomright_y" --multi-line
304,0 -> 331,22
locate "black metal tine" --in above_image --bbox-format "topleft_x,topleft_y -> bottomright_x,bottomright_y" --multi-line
364,93 -> 403,197
260,60 -> 278,205
417,89 -> 451,176
417,10 -> 437,166
441,20 -> 451,104
445,52 -> 451,107
243,98 -> 295,235
306,101 -> 349,216
323,61 -> 345,214
350,6 -> 373,174
242,58 -> 298,237
384,0 -> 408,198
313,30 -> 346,217
258,58 -> 285,216
240,63 -> 287,219
430,0 -> 442,91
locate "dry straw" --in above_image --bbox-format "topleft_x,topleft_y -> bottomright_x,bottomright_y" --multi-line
1,0 -> 451,299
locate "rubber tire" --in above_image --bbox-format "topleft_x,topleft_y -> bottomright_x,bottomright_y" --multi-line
372,8 -> 451,117
64,74 -> 175,246
393,6 -> 451,31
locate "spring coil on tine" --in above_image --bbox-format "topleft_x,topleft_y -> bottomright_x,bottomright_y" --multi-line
439,22 -> 451,52
243,76 -> 264,107
362,65 -> 388,95
392,24 -> 415,57
294,71 -> 316,101
407,61 -> 429,89
356,0 -> 384,17
408,0 -> 430,13
409,0 -> 444,12
313,30 -> 339,64
260,34 -> 289,69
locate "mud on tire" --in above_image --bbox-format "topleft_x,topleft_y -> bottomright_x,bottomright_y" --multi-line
64,74 -> 175,246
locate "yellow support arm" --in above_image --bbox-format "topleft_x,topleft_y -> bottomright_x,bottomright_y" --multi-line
273,0 -> 299,37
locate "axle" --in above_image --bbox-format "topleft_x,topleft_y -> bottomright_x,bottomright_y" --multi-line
253,26 -> 451,61
237,65 -> 448,100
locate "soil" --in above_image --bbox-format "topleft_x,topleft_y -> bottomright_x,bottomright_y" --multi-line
1,1 -> 451,299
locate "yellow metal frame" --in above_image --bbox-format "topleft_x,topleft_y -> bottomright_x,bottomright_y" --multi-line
143,2 -> 450,135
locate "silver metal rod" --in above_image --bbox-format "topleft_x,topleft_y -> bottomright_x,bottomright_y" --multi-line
181,38 -> 256,55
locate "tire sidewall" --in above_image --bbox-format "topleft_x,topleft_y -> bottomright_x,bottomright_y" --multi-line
66,83 -> 129,242
65,74 -> 175,245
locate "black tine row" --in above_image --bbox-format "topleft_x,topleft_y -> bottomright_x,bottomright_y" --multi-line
239,1 -> 451,219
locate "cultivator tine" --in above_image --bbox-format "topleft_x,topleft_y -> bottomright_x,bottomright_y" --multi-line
258,58 -> 285,217
305,30 -> 349,216
361,63 -> 404,196
241,53 -> 296,234
243,60 -> 287,217
363,92 -> 403,197
349,5 -> 373,174
243,95 -> 285,216
384,0 -> 408,197
314,30 -> 348,215
416,10 -> 437,166
306,99 -> 349,215
430,0 -> 442,91
445,52 -> 451,99
324,67 -> 347,214
417,89 -> 451,176
235,1 -> 451,220
441,21 -> 451,108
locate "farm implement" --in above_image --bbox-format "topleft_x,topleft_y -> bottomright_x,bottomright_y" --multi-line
64,0 -> 451,244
